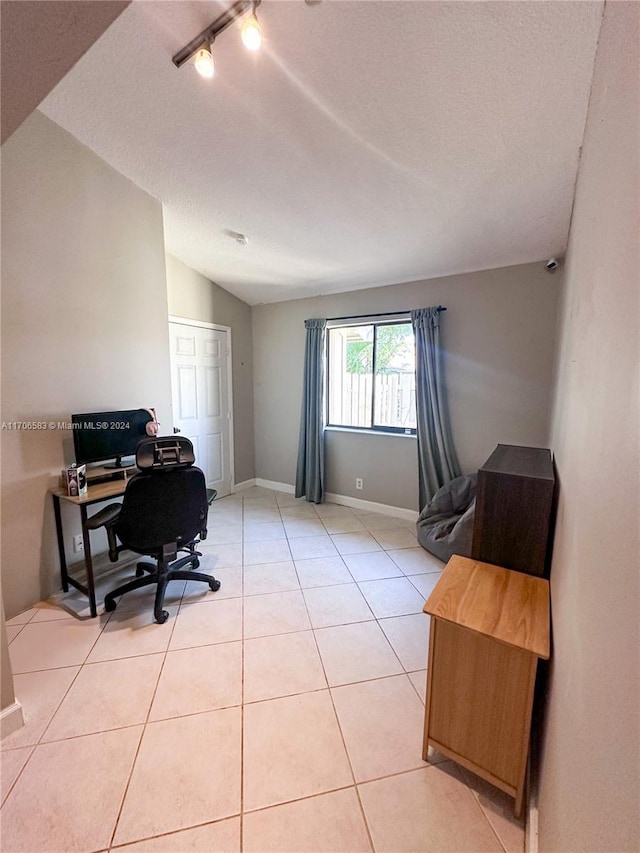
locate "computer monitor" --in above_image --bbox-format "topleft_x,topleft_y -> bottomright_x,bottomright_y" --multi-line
71,409 -> 154,468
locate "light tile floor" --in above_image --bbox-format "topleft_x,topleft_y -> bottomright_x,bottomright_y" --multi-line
1,488 -> 524,853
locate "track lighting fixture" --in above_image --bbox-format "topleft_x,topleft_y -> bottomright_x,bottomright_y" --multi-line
172,0 -> 262,80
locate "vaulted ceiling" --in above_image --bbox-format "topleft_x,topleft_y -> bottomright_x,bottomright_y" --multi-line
40,1 -> 603,305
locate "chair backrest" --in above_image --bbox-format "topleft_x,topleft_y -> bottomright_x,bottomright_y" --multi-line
115,436 -> 208,556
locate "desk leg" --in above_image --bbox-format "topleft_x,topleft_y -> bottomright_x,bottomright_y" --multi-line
52,494 -> 69,593
80,505 -> 97,618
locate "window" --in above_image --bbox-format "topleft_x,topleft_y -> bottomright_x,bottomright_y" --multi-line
327,320 -> 416,433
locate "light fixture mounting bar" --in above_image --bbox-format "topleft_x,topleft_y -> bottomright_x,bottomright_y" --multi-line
172,0 -> 261,68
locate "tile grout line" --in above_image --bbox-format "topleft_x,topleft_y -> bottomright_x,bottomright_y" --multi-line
106,579 -> 180,850
293,548 -> 377,852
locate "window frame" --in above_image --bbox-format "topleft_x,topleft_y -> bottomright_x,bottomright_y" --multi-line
325,317 -> 417,436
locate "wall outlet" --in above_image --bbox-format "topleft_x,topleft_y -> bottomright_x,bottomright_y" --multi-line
355,478 -> 364,490
73,534 -> 84,553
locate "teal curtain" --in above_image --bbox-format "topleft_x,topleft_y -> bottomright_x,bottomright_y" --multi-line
411,308 -> 461,509
295,319 -> 327,503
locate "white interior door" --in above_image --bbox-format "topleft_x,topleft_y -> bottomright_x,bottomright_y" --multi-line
169,321 -> 233,497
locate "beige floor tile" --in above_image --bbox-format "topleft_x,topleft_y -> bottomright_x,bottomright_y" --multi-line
459,767 -> 525,853
314,503 -> 355,519
358,513 -> 409,532
42,654 -> 163,741
0,667 -> 80,750
378,613 -> 431,671
207,511 -> 243,528
243,788 -> 372,852
294,556 -> 353,588
9,619 -> 104,673
275,492 -> 305,507
243,521 -> 286,541
149,642 -> 242,720
87,607 -> 178,663
6,625 -> 24,643
5,608 -> 37,627
279,504 -> 319,520
283,518 -> 327,538
181,564 -> 243,603
243,539 -> 292,566
243,590 -> 310,639
408,669 -> 427,703
359,764 -> 502,852
243,561 -> 299,596
342,551 -> 403,582
170,598 -> 242,650
244,631 -> 327,703
387,547 -> 445,575
332,675 -> 427,782
407,571 -> 442,600
321,515 -> 367,535
331,532 -> 382,556
30,601 -> 78,622
303,584 -> 374,629
243,690 -> 353,811
113,817 -> 241,852
358,577 -> 426,618
1,726 -> 142,852
315,621 -> 403,687
371,528 -> 418,550
288,535 -> 339,561
114,708 -> 241,845
202,523 -> 243,544
197,542 -> 243,568
1,746 -> 33,806
243,506 -> 281,524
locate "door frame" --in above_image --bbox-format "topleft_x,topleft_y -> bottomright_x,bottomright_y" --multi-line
168,315 -> 235,493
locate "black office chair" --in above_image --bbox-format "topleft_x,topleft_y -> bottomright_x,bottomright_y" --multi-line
100,436 -> 220,624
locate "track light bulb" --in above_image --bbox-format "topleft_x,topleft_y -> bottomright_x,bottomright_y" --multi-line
194,44 -> 214,78
241,13 -> 262,51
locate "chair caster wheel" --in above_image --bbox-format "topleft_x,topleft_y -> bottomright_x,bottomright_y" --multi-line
155,610 -> 169,624
192,558 -> 200,569
135,567 -> 145,578
104,598 -> 117,612
209,579 -> 221,592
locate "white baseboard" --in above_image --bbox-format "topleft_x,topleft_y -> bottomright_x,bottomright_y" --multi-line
324,492 -> 417,521
255,479 -> 295,494
0,700 -> 24,741
234,478 -> 417,521
233,479 -> 256,492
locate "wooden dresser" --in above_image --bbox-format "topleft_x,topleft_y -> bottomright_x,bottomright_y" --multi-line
422,555 -> 550,817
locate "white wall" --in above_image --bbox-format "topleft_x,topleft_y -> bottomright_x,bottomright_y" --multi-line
252,262 -> 560,510
165,254 -> 255,485
1,111 -> 173,618
539,3 -> 639,850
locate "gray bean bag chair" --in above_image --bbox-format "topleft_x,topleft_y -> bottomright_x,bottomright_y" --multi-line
416,473 -> 477,563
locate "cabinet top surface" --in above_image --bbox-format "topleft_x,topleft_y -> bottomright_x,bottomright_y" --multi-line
423,555 -> 550,659
480,444 -> 554,481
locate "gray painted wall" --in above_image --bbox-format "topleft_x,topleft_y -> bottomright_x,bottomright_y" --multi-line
1,111 -> 173,618
252,263 -> 560,510
539,3 -> 639,850
165,254 -> 255,485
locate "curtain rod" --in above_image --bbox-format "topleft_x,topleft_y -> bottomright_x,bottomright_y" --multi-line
327,306 -> 446,322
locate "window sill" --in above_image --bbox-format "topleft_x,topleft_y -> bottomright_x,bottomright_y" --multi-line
325,426 -> 417,439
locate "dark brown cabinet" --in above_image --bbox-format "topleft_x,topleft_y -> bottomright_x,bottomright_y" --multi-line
471,444 -> 555,578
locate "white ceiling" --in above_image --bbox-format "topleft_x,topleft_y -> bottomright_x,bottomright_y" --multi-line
41,0 -> 603,306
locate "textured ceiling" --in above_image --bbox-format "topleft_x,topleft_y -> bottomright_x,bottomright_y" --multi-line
41,1 -> 603,305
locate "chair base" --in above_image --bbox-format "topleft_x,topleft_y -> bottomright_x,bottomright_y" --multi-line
104,553 -> 220,624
